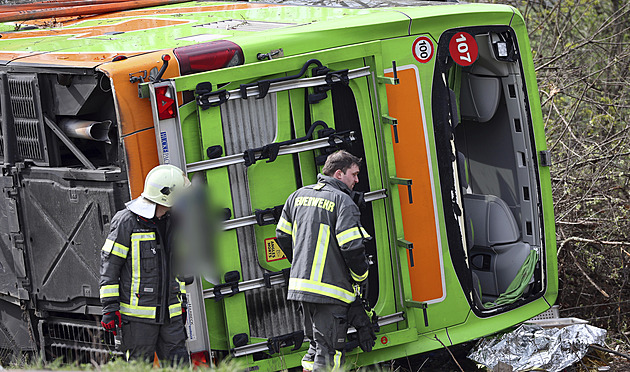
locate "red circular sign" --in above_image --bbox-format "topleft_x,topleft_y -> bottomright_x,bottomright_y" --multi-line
381,336 -> 388,345
448,32 -> 478,67
412,36 -> 434,63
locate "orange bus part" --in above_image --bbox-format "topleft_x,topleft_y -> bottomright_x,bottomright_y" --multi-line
98,51 -> 181,198
386,66 -> 445,304
0,0 -> 190,22
0,18 -> 190,40
0,0 -> 142,12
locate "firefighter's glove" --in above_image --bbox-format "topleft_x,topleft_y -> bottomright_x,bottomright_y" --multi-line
347,299 -> 376,352
356,321 -> 376,352
182,306 -> 187,326
101,311 -> 122,335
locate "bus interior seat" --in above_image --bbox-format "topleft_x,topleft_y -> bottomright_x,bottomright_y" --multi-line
459,33 -> 510,123
460,73 -> 501,123
462,193 -> 531,300
457,151 -> 491,307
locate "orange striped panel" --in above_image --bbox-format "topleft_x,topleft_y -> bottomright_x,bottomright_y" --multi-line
385,65 -> 445,303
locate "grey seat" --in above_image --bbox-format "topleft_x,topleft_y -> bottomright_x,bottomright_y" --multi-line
463,194 -> 531,299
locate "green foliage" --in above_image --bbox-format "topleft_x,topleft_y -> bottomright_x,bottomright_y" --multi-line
3,356 -> 247,372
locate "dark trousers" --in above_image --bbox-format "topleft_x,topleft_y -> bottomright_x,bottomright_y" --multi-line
300,301 -> 349,371
122,316 -> 188,366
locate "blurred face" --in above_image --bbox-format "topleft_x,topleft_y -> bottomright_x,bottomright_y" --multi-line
334,164 -> 360,190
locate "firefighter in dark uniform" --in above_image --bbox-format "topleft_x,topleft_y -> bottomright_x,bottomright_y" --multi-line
100,164 -> 191,365
276,150 -> 370,371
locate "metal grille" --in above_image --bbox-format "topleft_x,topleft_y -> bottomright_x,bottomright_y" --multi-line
221,93 -> 302,338
8,74 -> 47,163
14,119 -> 42,160
38,318 -> 120,364
529,305 -> 560,321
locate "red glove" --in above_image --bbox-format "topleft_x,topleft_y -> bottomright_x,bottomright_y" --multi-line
101,311 -> 122,335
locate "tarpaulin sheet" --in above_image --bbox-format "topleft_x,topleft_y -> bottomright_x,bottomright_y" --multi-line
468,323 -> 607,371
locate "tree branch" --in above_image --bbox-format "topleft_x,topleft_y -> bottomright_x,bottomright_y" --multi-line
569,251 -> 610,298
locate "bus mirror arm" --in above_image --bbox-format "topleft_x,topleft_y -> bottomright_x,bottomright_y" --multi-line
153,54 -> 171,82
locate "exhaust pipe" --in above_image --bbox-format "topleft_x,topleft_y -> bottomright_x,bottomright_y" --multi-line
59,117 -> 112,144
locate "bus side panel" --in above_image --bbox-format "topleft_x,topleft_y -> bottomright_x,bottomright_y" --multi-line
511,12 -> 558,305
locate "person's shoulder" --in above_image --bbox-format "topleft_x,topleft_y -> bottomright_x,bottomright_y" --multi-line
292,184 -> 318,196
112,208 -> 137,225
106,208 -> 138,237
291,181 -> 351,202
336,192 -> 356,209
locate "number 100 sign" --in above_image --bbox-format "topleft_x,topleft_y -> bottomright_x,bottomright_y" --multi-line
412,36 -> 434,63
449,32 -> 478,67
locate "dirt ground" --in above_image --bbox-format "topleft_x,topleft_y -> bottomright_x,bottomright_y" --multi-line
388,342 -> 482,371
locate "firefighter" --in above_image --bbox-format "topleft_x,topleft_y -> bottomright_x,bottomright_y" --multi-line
276,150 -> 370,371
99,164 -> 191,365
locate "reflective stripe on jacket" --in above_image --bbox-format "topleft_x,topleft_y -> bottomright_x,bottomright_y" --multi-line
100,208 -> 184,323
276,174 -> 370,305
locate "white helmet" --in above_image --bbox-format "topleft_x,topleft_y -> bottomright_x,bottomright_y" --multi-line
141,164 -> 191,207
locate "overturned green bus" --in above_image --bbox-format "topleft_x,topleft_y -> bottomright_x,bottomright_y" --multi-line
0,0 -> 557,369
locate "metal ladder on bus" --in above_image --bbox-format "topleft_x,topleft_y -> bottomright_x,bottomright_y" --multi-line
146,62 -> 400,358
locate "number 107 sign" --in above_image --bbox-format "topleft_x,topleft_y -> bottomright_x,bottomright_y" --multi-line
449,32 -> 479,67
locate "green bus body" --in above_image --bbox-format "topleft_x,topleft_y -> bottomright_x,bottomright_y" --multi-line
0,1 -> 557,369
